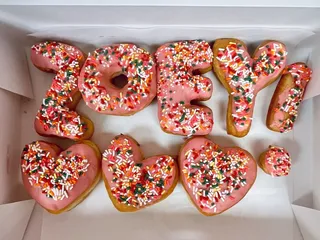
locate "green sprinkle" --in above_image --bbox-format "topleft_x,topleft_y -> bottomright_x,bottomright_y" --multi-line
234,96 -> 240,101
156,178 -> 164,188
191,165 -> 201,169
179,112 -> 186,122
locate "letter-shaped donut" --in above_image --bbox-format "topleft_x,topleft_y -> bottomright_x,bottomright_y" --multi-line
213,39 -> 287,137
78,44 -> 156,115
156,40 -> 214,136
266,62 -> 312,133
31,41 -> 93,140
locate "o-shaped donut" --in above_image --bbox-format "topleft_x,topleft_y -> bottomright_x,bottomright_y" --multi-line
156,40 -> 214,136
78,44 -> 156,115
31,41 -> 93,140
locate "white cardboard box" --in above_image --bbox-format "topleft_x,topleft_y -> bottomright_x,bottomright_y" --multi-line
0,2 -> 320,240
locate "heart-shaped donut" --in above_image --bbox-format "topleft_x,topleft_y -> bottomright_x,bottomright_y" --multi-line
213,39 -> 287,137
179,137 -> 257,215
21,140 -> 101,214
102,135 -> 178,212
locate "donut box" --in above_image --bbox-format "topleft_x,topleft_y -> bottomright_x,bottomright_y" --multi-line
0,1 -> 320,240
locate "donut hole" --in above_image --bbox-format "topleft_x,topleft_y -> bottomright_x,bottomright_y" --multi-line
111,74 -> 128,89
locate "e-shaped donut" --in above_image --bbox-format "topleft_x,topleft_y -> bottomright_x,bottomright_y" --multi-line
21,140 -> 101,214
179,137 -> 257,216
156,40 -> 214,136
266,62 -> 312,133
213,39 -> 287,137
102,135 -> 178,212
31,41 -> 93,140
78,44 -> 156,115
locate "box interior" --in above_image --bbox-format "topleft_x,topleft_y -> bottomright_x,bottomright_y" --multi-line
0,4 -> 320,240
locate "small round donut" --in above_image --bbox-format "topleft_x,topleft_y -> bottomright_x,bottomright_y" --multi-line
156,40 -> 214,136
179,137 -> 257,216
102,134 -> 178,212
267,62 -> 312,133
21,140 -> 101,214
31,41 -> 93,140
79,44 -> 156,115
258,145 -> 291,177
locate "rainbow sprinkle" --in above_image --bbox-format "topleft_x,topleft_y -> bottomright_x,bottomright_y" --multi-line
156,40 -> 213,136
216,41 -> 287,130
103,136 -> 175,208
32,41 -> 87,139
265,146 -> 291,177
182,141 -> 250,212
21,141 -> 90,201
80,44 -> 155,113
275,63 -> 312,133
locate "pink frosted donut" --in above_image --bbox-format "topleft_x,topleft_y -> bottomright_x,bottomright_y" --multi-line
213,39 -> 288,137
31,41 -> 93,140
78,44 -> 156,115
21,140 -> 101,213
267,63 -> 312,133
259,145 -> 291,177
156,40 -> 214,136
179,137 -> 257,215
102,135 -> 178,212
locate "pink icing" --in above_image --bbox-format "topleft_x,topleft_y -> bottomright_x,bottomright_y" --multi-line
21,141 -> 100,212
156,40 -> 214,136
269,63 -> 312,132
263,146 -> 291,177
102,135 -> 177,209
179,137 -> 257,215
78,44 -> 156,115
216,40 -> 287,133
31,41 -> 89,140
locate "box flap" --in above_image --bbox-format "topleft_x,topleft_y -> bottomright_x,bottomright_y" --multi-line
1,0 -> 320,7
0,23 -> 33,98
292,205 -> 320,240
312,95 -> 320,210
0,200 -> 35,240
22,204 -> 43,240
294,33 -> 320,100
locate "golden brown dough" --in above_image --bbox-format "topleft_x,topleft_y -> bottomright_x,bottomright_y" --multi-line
266,62 -> 312,133
213,38 -> 287,137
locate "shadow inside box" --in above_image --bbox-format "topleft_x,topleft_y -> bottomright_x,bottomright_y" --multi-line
206,134 -> 237,148
128,127 -> 184,157
44,211 -> 294,240
293,192 -> 314,209
91,132 -> 116,153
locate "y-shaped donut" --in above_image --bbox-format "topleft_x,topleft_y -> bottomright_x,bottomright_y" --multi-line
213,39 -> 287,137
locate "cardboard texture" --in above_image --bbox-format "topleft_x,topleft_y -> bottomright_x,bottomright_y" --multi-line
0,23 -> 33,98
23,204 -> 43,240
1,0 -> 320,7
0,4 -> 319,240
0,200 -> 35,240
